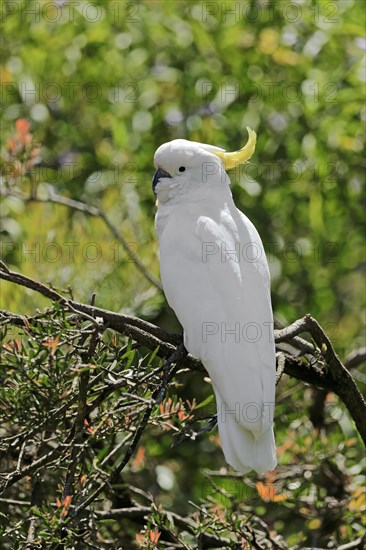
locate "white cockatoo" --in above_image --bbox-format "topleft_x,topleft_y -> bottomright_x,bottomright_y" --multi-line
152,129 -> 276,474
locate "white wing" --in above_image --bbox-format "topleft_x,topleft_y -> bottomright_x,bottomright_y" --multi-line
157,195 -> 276,474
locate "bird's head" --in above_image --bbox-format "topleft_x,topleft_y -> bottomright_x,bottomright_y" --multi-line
152,128 -> 256,204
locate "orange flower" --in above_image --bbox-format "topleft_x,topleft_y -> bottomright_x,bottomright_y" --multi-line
6,136 -> 17,153
256,479 -> 287,502
135,532 -> 145,542
133,446 -> 145,470
79,475 -> 87,487
256,469 -> 287,502
149,530 -> 161,544
42,336 -> 59,354
15,119 -> 32,147
15,118 -> 31,133
60,495 -> 72,518
84,418 -> 94,434
4,119 -> 40,176
177,409 -> 189,421
3,339 -> 22,353
159,397 -> 173,415
135,531 -> 148,547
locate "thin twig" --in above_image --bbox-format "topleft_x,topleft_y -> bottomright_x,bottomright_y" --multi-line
72,344 -> 187,517
61,327 -> 100,505
0,186 -> 162,289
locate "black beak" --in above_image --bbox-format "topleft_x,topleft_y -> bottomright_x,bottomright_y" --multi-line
152,167 -> 171,196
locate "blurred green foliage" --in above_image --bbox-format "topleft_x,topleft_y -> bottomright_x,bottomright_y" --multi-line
1,0 -> 365,547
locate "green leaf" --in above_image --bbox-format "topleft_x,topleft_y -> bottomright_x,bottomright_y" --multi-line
194,394 -> 214,410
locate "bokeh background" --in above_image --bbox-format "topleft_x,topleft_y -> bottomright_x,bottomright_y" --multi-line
1,0 -> 365,547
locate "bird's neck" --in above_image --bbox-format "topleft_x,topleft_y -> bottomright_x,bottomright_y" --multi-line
158,183 -> 233,209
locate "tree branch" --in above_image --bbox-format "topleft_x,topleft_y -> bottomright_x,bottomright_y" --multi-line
300,534 -> 366,550
94,505 -> 231,548
1,263 -> 365,446
344,347 -> 366,370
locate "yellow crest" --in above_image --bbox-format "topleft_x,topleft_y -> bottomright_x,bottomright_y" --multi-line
212,127 -> 257,170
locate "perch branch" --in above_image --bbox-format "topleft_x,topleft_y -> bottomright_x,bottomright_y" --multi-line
1,264 -> 365,446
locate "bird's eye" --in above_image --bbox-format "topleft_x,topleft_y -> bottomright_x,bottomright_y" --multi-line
178,166 -> 186,173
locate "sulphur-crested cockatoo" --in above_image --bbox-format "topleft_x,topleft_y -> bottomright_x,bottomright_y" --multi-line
152,129 -> 276,474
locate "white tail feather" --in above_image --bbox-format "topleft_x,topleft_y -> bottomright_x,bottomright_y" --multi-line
216,394 -> 277,475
